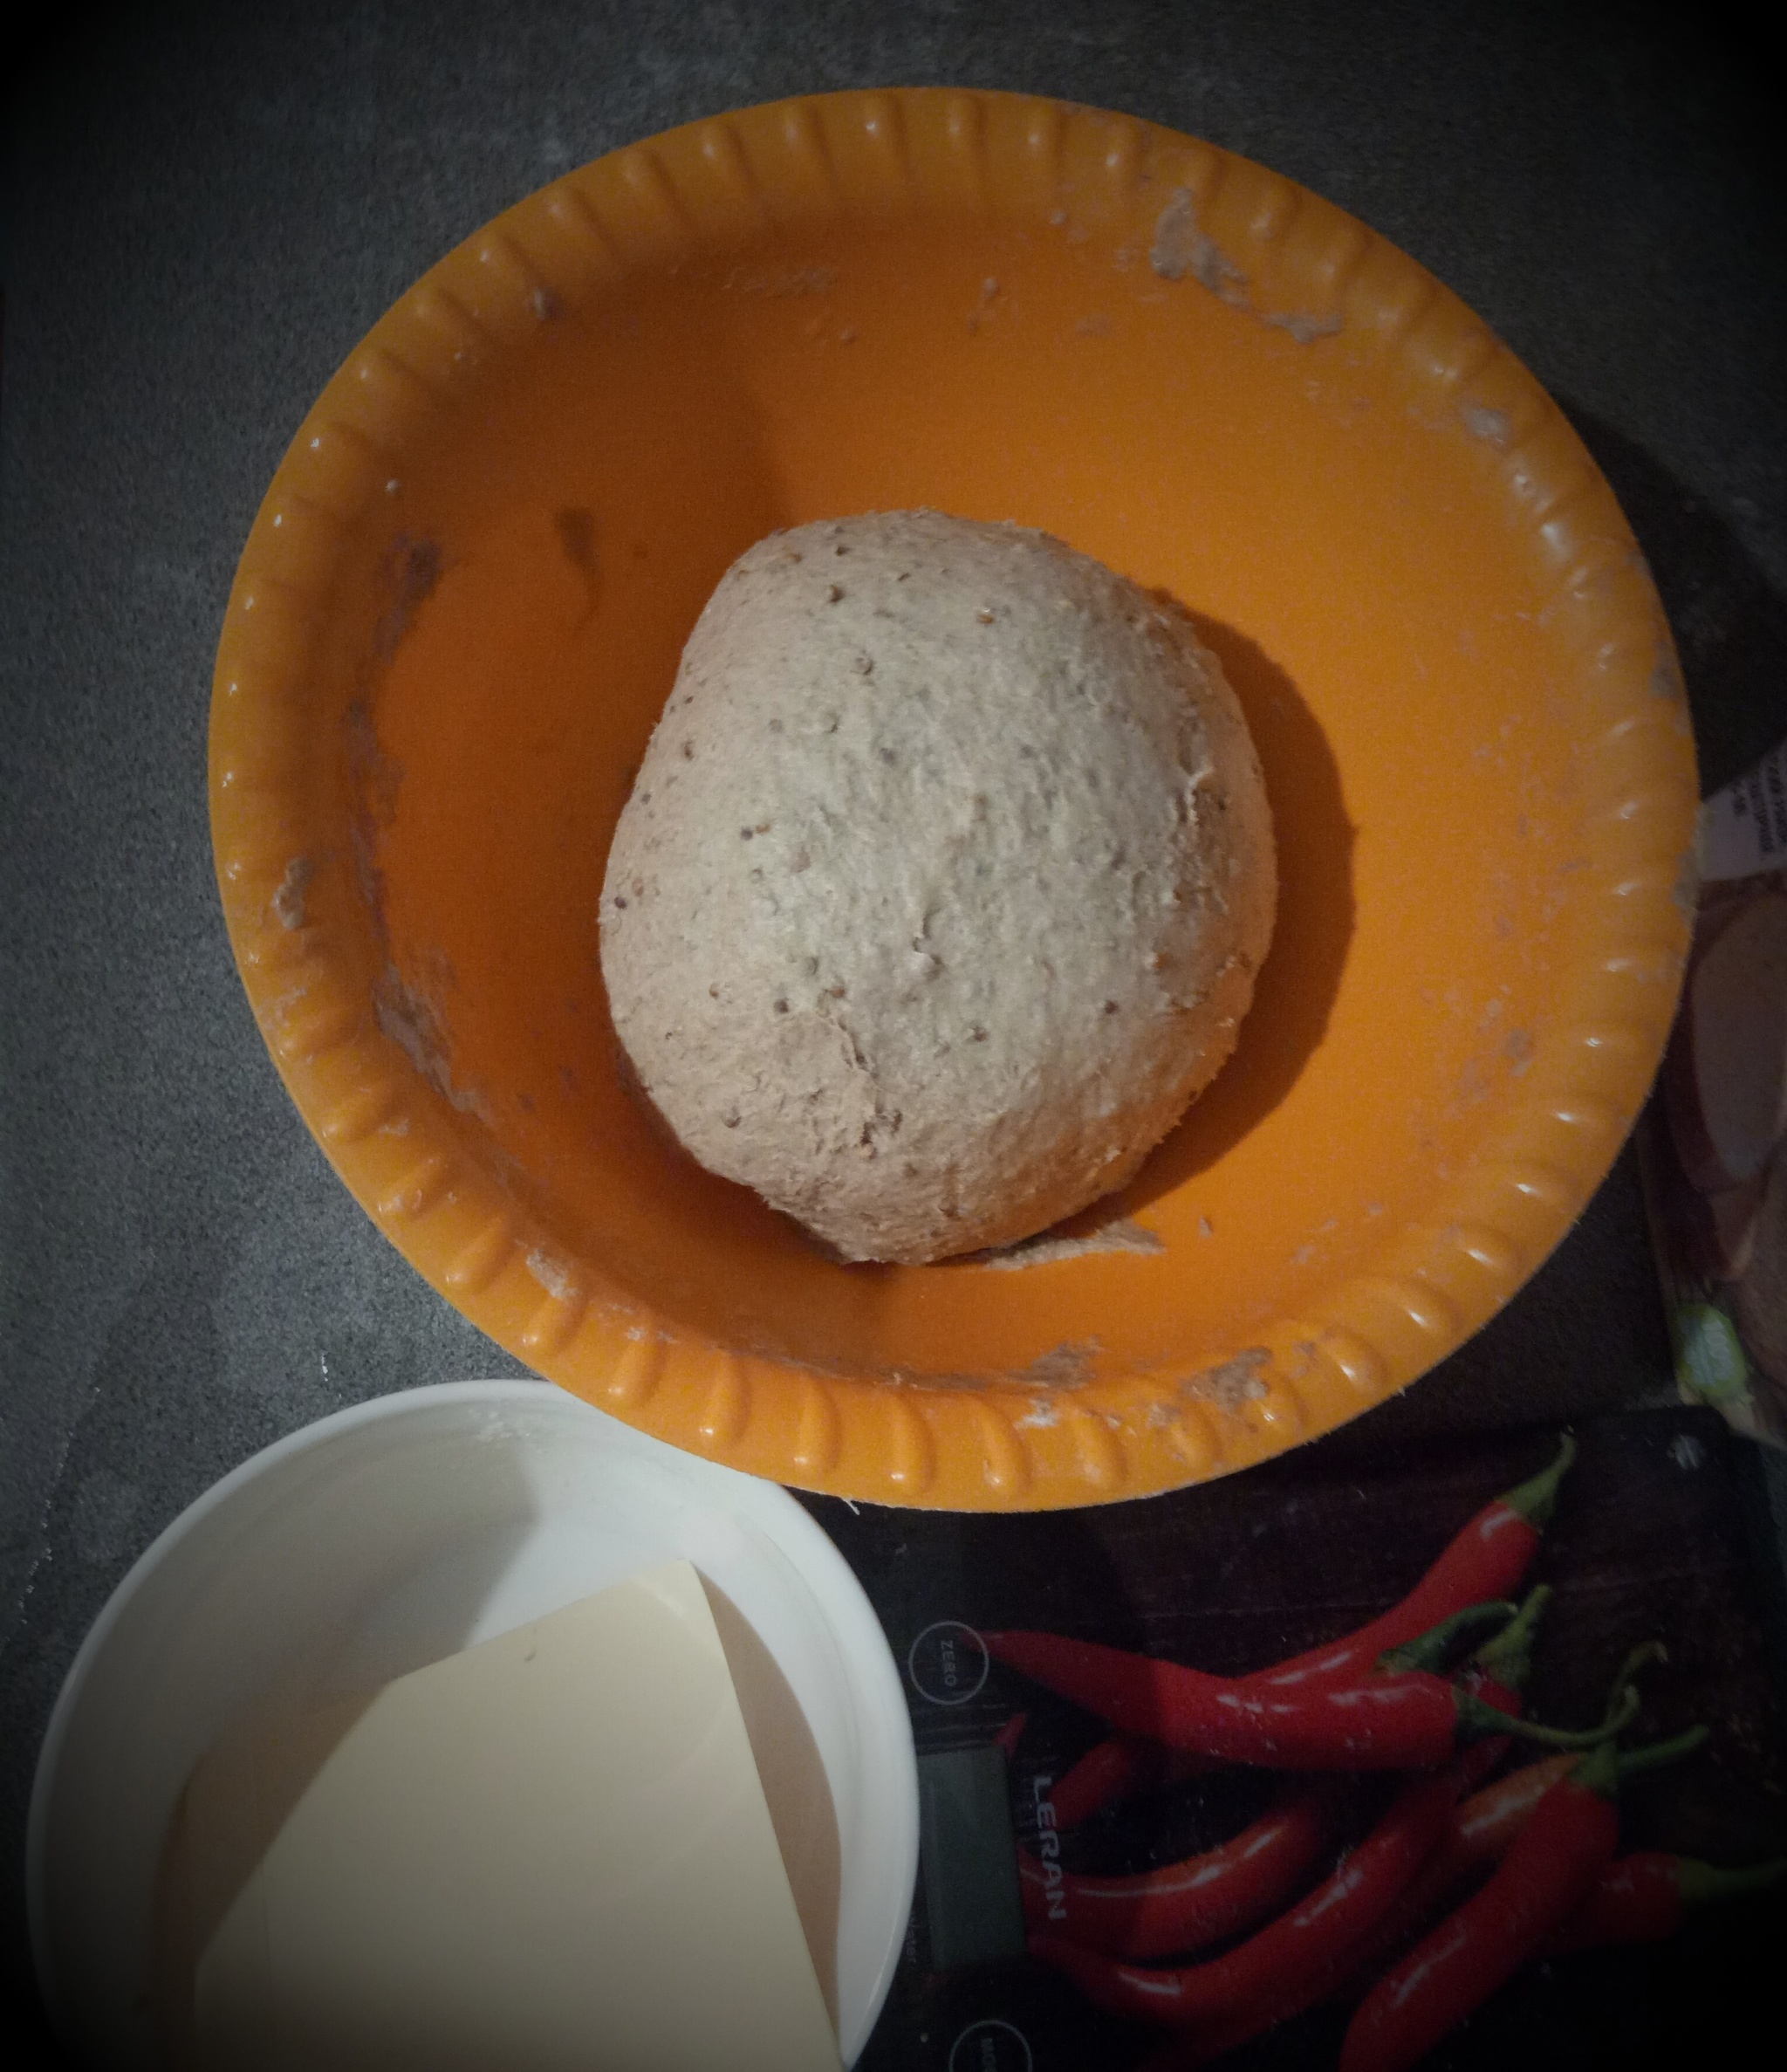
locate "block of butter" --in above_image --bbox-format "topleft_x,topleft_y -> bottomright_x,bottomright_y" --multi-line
157,1559 -> 841,2071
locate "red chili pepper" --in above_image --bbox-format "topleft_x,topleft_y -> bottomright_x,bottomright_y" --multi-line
1136,1929 -> 1363,2069
1339,1739 -> 1624,2072
984,1623 -> 1633,1770
1140,1665 -> 1684,2072
1052,1600 -> 1518,1829
1454,1580 -> 1550,1700
1348,1586 -> 1561,1926
1547,1851 -> 1787,1952
1031,1765 -> 1469,2027
1448,1752 -> 1576,1864
1111,1615 -> 1572,2072
1044,1735 -> 1213,1828
1242,1436 -> 1575,1693
1329,1724 -> 1704,2008
1428,1653 -> 1684,1881
1338,1753 -> 1572,1982
1129,1706 -> 1531,2062
1017,1438 -> 1574,1832
1018,1784 -> 1333,1957
1371,1599 -> 1521,1678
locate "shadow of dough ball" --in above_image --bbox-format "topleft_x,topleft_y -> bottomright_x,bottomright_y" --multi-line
600,511 -> 1276,1264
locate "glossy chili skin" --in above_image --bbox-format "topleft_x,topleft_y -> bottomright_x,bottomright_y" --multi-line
1445,1722 -> 1701,1872
1243,1437 -> 1574,1695
1005,1444 -> 1572,1826
1136,1928 -> 1362,2071
1550,1851 -> 1684,1948
1050,1601 -> 1517,1826
1452,1750 -> 1571,1852
1018,1785 -> 1332,1956
993,1712 -> 1028,1758
1339,1742 -> 1622,2072
1030,1766 -> 1468,2026
1548,1852 -> 1787,1952
1326,1726 -> 1705,2006
1048,1736 -> 1144,1827
985,1629 -> 1530,1768
1124,1654 -> 1530,2059
1142,1847 -> 1787,2072
1046,1735 -> 1212,1828
1329,1751 -> 1565,1992
1127,1743 -> 1510,2068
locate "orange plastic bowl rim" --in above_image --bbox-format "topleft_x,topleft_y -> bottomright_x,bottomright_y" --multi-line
210,90 -> 1696,1509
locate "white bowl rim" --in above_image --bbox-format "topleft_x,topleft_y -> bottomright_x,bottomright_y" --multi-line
26,1376 -> 919,2067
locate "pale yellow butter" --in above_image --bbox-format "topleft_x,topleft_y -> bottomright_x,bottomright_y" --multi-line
165,1560 -> 841,2071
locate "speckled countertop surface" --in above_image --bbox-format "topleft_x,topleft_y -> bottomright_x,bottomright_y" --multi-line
3,2 -> 1784,2062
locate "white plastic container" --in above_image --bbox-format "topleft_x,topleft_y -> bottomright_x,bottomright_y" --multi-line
28,1379 -> 918,2069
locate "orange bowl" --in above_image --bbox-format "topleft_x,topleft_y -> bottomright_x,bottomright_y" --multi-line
210,90 -> 1696,1509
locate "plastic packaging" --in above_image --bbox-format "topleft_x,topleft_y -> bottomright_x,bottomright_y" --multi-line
1639,740 -> 1787,1445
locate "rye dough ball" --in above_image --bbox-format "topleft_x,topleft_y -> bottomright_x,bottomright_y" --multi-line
599,511 -> 1277,1264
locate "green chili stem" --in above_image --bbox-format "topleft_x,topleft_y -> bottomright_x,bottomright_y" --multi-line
1614,1725 -> 1708,1778
1677,1856 -> 1787,1907
1379,1601 -> 1517,1677
1469,1583 -> 1551,1692
1570,1738 -> 1621,1797
1606,1639 -> 1667,1691
1503,1432 -> 1578,1529
1457,1679 -> 1640,1751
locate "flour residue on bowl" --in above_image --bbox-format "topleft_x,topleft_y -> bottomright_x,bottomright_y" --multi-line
373,966 -> 489,1119
375,532 -> 445,660
722,263 -> 838,298
1181,1348 -> 1271,1412
1264,309 -> 1343,345
983,1217 -> 1165,1270
1021,1339 -> 1099,1388
346,698 -> 405,830
1149,188 -> 1345,346
1461,402 -> 1514,448
525,1248 -> 578,1301
880,1337 -> 1100,1395
1149,189 -> 1247,305
272,856 -> 312,930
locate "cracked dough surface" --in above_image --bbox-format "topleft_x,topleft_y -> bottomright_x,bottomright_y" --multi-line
599,511 -> 1276,1264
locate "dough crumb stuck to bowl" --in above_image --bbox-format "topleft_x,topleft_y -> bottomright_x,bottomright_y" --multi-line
599,511 -> 1276,1263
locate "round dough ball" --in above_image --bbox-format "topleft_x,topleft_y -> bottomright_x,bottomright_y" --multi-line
599,511 -> 1276,1264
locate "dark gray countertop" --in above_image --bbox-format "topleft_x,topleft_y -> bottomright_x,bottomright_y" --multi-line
3,3 -> 1784,2063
